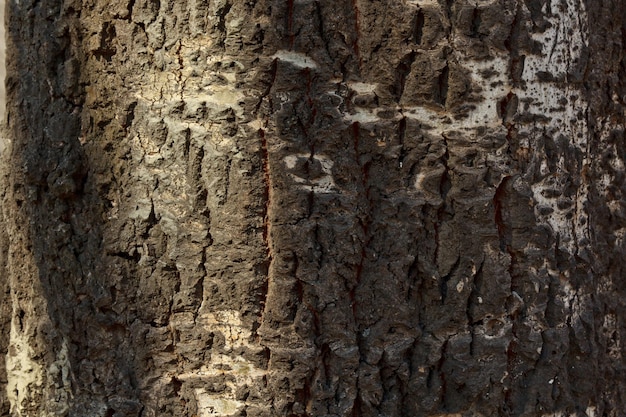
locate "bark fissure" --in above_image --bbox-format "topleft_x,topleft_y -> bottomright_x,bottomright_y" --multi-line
258,128 -> 273,326
412,9 -> 425,45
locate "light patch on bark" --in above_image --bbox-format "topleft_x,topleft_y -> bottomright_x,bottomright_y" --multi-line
135,75 -> 245,119
363,56 -> 508,134
0,0 -> 6,154
404,56 -> 509,132
516,0 -> 590,254
614,227 -> 626,248
343,108 -> 386,124
343,82 -> 392,124
174,310 -> 268,416
283,153 -> 337,193
394,0 -> 592,256
196,310 -> 256,350
347,82 -> 377,94
6,312 -> 72,417
272,50 -> 318,69
427,413 -> 466,417
135,50 -> 247,119
413,167 -> 445,203
194,391 -> 243,417
541,406 -> 597,417
461,57 -> 509,127
345,55 -> 510,134
122,36 -> 269,415
5,316 -> 44,416
405,0 -> 440,7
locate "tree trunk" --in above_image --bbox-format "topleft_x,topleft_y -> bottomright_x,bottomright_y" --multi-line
1,0 -> 625,416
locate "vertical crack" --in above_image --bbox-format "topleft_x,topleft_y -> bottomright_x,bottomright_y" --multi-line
498,92 -> 518,126
439,255 -> 460,305
351,120 -> 370,302
350,120 -> 372,416
251,59 -> 278,328
397,115 -> 409,173
254,59 -> 278,115
436,340 -> 449,406
216,2 -> 233,49
126,0 -> 136,21
469,7 -> 482,38
494,175 -> 512,252
443,0 -> 454,35
466,259 -> 484,322
315,1 -> 332,58
175,40 -> 184,99
393,52 -> 417,102
351,0 -> 362,70
412,9 -> 425,45
257,128 -> 273,327
439,133 -> 452,201
435,133 -> 454,305
505,5 -> 525,87
466,259 -> 484,356
435,63 -> 449,108
287,0 -> 295,48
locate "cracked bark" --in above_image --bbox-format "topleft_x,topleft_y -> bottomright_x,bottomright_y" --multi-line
0,0 -> 625,417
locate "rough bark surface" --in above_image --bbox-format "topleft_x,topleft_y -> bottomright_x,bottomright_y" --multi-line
1,0 -> 625,416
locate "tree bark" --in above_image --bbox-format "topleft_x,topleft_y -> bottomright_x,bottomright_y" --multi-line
1,0 -> 625,416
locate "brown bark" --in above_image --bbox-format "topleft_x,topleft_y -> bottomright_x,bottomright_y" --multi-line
1,0 -> 625,416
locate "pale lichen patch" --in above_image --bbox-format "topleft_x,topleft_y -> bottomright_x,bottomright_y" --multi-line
196,310 -> 255,350
195,390 -> 244,417
405,0 -> 440,7
413,168 -> 446,203
283,153 -> 337,193
272,50 -> 318,69
180,310 -> 268,416
541,407 -> 597,417
519,0 -> 590,254
460,56 -> 510,128
343,108 -> 383,124
5,314 -> 44,416
399,58 -> 509,133
347,82 -> 378,94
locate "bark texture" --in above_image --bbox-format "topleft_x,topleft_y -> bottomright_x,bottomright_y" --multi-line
1,0 -> 625,416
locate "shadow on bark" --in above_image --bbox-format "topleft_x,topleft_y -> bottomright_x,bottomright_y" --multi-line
1,0 -> 141,415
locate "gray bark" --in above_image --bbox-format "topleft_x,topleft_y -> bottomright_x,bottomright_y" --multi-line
1,0 -> 625,416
